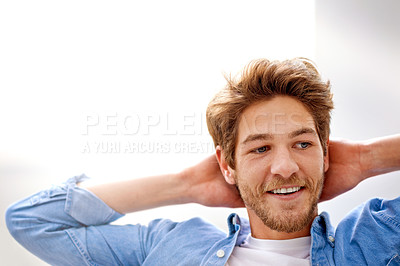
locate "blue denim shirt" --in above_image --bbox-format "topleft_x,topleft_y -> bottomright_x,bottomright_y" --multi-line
6,175 -> 400,265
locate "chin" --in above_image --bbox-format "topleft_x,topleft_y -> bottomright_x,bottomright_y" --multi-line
255,203 -> 318,233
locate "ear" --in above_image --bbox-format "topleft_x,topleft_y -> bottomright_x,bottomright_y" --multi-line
323,138 -> 330,173
215,146 -> 236,185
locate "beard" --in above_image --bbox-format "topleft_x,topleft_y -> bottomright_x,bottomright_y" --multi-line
235,172 -> 324,233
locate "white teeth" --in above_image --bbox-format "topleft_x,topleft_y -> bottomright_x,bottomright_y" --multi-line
272,186 -> 301,194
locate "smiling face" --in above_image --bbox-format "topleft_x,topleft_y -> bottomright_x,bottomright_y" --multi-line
220,96 -> 329,239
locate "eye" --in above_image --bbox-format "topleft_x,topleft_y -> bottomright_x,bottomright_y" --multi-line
252,146 -> 269,154
295,142 -> 312,149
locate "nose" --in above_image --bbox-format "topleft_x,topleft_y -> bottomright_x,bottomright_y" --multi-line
270,149 -> 299,178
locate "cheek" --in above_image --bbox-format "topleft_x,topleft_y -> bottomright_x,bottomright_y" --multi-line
297,154 -> 325,176
236,159 -> 269,188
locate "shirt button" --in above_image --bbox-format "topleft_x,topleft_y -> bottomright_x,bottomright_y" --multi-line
216,249 -> 225,258
328,236 -> 335,242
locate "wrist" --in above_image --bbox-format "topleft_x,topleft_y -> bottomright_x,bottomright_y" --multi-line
175,167 -> 196,204
177,163 -> 209,205
359,140 -> 374,180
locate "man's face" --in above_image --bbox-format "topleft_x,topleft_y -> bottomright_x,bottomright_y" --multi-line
231,96 -> 329,234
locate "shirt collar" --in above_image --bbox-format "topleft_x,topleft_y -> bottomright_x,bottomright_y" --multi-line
227,213 -> 251,246
227,211 -> 335,247
311,211 -> 336,248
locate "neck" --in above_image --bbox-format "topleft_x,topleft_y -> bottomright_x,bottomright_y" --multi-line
246,208 -> 318,240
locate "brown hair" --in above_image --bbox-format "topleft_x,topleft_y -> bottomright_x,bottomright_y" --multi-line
206,58 -> 334,169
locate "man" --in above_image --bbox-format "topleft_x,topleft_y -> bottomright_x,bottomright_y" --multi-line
6,58 -> 400,265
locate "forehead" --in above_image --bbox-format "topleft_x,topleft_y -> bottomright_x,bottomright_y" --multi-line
237,96 -> 316,140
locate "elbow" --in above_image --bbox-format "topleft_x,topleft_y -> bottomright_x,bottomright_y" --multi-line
5,198 -> 46,246
6,203 -> 18,237
5,199 -> 51,256
5,202 -> 28,242
5,199 -> 77,265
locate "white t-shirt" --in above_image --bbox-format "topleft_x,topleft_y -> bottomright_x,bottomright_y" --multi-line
226,234 -> 311,266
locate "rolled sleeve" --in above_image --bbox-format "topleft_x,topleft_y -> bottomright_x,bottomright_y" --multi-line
64,175 -> 123,225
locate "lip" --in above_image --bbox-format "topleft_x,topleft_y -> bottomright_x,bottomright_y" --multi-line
272,185 -> 302,190
266,187 -> 305,201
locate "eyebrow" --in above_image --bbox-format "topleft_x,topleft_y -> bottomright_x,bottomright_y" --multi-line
241,133 -> 274,145
288,127 -> 318,139
241,127 -> 317,146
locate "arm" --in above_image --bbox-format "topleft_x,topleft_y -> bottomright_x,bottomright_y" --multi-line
81,155 -> 244,214
319,134 -> 400,202
362,134 -> 400,178
6,156 -> 242,264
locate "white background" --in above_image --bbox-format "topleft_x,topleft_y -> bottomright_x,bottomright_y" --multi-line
1,0 -> 399,265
